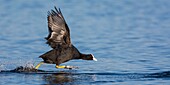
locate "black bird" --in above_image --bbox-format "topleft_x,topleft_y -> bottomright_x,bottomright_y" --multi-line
35,7 -> 97,69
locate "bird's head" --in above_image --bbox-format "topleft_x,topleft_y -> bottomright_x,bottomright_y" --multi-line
81,54 -> 97,61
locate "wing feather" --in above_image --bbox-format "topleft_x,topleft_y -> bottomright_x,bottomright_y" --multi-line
46,7 -> 71,49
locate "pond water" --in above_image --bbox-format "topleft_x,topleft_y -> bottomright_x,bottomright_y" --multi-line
0,0 -> 170,85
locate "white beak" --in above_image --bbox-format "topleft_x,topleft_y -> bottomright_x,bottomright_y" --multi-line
92,54 -> 97,61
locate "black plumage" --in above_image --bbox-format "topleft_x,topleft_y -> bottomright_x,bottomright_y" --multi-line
38,7 -> 97,68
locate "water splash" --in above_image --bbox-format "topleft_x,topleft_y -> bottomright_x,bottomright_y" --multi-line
0,64 -> 6,71
10,66 -> 38,72
0,62 -> 38,72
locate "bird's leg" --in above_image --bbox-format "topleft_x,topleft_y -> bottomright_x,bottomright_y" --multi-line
56,65 -> 78,69
35,61 -> 44,69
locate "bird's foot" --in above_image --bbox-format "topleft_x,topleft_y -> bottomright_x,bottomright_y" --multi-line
56,65 -> 78,69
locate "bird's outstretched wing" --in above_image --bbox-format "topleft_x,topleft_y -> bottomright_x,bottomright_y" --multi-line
46,7 -> 71,49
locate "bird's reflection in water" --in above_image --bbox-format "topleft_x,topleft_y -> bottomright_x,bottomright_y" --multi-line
43,73 -> 73,84
42,72 -> 96,84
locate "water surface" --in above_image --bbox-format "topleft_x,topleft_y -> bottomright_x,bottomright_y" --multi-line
0,0 -> 170,85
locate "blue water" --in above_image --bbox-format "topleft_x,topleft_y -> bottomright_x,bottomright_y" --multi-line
0,0 -> 170,85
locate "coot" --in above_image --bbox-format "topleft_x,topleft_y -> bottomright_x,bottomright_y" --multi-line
35,7 -> 97,69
